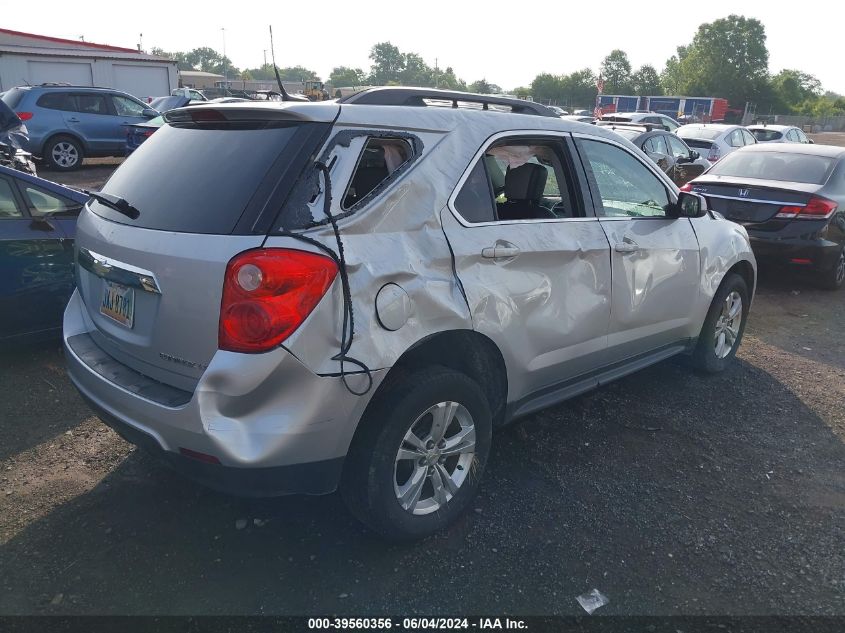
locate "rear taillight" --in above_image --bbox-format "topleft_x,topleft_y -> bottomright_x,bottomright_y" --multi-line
16,111 -> 33,121
707,145 -> 721,162
775,195 -> 837,220
219,248 -> 338,353
142,130 -> 155,138
679,183 -> 693,192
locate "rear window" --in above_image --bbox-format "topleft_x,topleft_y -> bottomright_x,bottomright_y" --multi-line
1,88 -> 26,109
678,127 -> 723,140
90,120 -> 325,234
36,92 -> 73,111
708,151 -> 835,185
750,128 -> 782,142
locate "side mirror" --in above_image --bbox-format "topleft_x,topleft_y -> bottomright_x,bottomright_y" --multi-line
141,108 -> 158,118
689,150 -> 700,161
807,139 -> 814,144
669,191 -> 708,219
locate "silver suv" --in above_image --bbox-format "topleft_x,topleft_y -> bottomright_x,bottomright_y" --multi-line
64,88 -> 756,540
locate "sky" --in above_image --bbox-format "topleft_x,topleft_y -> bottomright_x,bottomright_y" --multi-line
6,0 -> 844,96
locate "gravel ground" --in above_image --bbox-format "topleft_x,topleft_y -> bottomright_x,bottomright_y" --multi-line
2,132 -> 842,617
0,270 -> 843,616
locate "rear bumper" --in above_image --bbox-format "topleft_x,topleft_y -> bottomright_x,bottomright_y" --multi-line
748,233 -> 842,271
79,389 -> 344,496
63,289 -> 384,496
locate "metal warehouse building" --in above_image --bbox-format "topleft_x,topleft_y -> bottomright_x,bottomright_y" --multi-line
0,28 -> 177,99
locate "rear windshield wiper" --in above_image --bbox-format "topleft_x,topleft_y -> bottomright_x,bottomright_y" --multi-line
85,191 -> 141,220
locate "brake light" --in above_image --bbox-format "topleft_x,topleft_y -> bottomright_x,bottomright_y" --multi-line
219,248 -> 338,353
16,111 -> 33,121
775,195 -> 837,220
707,145 -> 721,162
142,130 -> 155,138
190,108 -> 225,122
679,183 -> 693,192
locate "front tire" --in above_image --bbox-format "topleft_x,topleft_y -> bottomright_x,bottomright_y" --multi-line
341,366 -> 492,541
44,135 -> 83,171
692,273 -> 749,373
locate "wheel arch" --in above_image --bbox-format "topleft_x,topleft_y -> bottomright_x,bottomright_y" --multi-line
360,329 -> 509,430
40,131 -> 88,158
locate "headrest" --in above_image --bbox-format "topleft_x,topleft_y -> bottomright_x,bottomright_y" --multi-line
504,163 -> 547,201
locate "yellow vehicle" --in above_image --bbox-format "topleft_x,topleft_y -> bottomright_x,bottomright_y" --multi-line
303,80 -> 329,101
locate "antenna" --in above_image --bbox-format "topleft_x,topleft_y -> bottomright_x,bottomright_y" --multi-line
269,25 -> 298,101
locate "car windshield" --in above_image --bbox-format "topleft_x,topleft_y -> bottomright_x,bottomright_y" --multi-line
750,128 -> 783,141
678,127 -> 724,140
707,151 -> 835,184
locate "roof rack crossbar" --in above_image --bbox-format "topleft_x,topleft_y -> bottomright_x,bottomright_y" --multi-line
338,87 -> 558,117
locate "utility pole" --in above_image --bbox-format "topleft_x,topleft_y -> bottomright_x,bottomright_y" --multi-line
263,49 -> 267,67
221,27 -> 227,86
434,57 -> 439,89
138,33 -> 143,52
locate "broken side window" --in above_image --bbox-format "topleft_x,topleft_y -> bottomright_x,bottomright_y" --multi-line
341,137 -> 412,209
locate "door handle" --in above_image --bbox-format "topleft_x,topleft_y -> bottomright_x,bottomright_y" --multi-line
67,118 -> 80,123
481,242 -> 521,259
614,241 -> 640,253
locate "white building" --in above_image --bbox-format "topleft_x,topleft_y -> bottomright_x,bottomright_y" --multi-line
0,28 -> 178,99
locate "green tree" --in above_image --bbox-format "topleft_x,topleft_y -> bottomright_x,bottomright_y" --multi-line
631,65 -> 662,95
666,15 -> 769,105
436,66 -> 466,91
150,47 -> 194,71
468,79 -> 494,94
531,73 -> 563,103
560,69 -> 597,109
329,66 -> 366,86
400,53 -> 433,86
660,46 -> 688,95
770,69 -> 822,111
600,49 -> 633,94
368,42 -> 405,84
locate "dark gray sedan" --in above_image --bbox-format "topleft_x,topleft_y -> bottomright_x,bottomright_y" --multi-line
684,143 -> 845,289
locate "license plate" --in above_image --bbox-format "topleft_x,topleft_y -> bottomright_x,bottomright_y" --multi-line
100,281 -> 135,328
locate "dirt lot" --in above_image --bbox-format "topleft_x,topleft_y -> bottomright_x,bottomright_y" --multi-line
1,135 -> 843,616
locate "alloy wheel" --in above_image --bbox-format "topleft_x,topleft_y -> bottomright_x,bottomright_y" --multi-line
393,401 -> 476,516
714,290 -> 743,358
52,142 -> 79,168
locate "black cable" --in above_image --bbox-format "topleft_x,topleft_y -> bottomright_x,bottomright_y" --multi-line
314,161 -> 373,395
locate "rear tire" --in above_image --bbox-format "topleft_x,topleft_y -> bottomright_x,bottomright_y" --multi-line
692,273 -> 749,373
44,135 -> 83,171
819,248 -> 845,291
340,366 -> 492,541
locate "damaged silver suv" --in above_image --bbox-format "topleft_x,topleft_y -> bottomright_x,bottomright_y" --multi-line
64,88 -> 756,540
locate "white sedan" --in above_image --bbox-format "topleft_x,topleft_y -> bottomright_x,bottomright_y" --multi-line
746,124 -> 813,144
675,124 -> 757,162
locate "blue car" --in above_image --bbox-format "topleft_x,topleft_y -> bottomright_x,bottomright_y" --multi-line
0,164 -> 88,345
0,85 -> 157,171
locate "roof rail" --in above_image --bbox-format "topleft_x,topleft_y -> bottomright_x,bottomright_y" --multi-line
596,121 -> 667,132
338,87 -> 558,118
